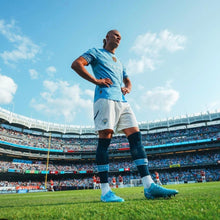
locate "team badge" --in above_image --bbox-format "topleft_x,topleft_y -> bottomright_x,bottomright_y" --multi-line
102,118 -> 108,125
112,57 -> 117,62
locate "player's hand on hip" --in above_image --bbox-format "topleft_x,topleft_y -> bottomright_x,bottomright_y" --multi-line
121,87 -> 130,95
96,78 -> 113,87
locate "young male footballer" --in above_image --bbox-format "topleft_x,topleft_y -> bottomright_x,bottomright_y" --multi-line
71,29 -> 178,202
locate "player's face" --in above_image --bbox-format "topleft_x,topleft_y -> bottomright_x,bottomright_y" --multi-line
107,30 -> 121,48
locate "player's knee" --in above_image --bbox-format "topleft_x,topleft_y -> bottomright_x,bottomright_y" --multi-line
128,132 -> 147,160
98,129 -> 113,139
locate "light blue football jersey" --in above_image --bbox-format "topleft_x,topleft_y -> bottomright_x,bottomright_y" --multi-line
81,48 -> 128,102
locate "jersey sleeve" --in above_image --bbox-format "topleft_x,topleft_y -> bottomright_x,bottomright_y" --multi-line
81,48 -> 97,65
123,66 -> 128,79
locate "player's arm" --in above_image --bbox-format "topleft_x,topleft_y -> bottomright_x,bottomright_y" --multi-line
71,56 -> 113,87
121,76 -> 132,95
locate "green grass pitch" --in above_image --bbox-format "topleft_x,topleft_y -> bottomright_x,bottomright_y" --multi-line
0,182 -> 219,220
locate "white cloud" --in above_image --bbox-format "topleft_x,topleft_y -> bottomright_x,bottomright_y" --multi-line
159,30 -> 186,52
84,89 -> 94,99
43,80 -> 59,93
140,81 -> 179,112
46,66 -> 56,77
30,80 -> 93,123
127,56 -> 156,74
29,69 -> 38,79
0,19 -> 40,64
131,29 -> 186,55
127,29 -> 186,75
0,74 -> 17,104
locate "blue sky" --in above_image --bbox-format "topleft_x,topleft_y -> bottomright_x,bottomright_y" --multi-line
0,0 -> 220,126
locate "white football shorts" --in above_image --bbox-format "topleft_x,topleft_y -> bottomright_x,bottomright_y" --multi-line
93,98 -> 138,133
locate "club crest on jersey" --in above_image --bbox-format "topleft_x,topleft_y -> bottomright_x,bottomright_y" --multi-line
112,57 -> 117,62
102,118 -> 108,125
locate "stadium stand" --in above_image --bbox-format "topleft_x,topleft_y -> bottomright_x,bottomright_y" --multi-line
0,107 -> 219,192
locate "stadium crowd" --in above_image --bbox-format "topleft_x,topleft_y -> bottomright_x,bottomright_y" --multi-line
0,124 -> 220,152
0,151 -> 219,173
0,167 -> 219,191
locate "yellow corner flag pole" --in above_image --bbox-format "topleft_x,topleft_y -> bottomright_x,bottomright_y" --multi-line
45,133 -> 51,189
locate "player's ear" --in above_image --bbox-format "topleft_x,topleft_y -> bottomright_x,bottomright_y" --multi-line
103,39 -> 106,48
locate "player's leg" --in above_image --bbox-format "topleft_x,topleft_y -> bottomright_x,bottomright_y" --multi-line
94,100 -> 124,202
123,127 -> 154,187
96,129 -> 124,202
124,128 -> 178,199
96,130 -> 112,197
117,103 -> 155,192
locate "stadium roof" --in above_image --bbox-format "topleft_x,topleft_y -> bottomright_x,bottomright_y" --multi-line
0,107 -> 220,135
